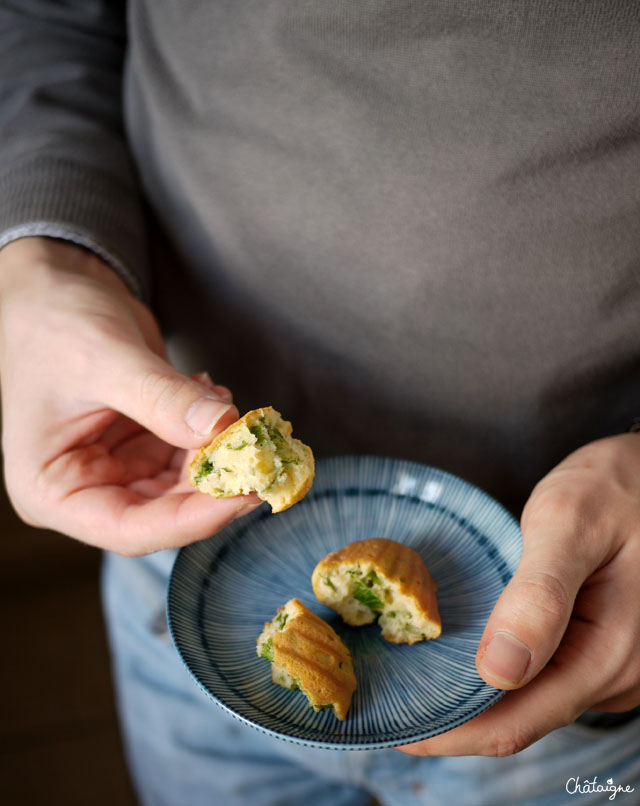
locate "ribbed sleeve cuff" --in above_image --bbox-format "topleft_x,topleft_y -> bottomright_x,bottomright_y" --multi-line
0,155 -> 150,299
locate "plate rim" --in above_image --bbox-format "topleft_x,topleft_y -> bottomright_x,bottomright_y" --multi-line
167,454 -> 520,750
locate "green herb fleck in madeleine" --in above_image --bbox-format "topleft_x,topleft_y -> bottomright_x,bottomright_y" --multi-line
352,580 -> 384,612
274,612 -> 288,630
364,569 -> 380,586
323,575 -> 337,592
249,422 -> 268,445
195,458 -> 215,483
259,638 -> 274,662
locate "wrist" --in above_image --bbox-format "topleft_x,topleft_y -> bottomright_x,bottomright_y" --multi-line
0,236 -> 131,298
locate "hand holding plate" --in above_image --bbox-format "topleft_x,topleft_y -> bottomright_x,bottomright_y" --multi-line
399,434 -> 640,757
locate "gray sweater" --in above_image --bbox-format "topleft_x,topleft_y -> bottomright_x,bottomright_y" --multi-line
1,1 -> 639,514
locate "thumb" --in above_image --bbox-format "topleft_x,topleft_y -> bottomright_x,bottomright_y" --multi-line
475,523 -> 587,690
97,345 -> 238,449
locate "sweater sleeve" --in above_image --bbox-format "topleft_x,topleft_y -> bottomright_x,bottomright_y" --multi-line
0,0 -> 148,298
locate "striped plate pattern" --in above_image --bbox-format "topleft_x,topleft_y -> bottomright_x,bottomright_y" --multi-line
167,456 -> 522,750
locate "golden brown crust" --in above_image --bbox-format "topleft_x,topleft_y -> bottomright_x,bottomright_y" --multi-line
274,468 -> 315,513
312,538 -> 441,637
272,599 -> 356,720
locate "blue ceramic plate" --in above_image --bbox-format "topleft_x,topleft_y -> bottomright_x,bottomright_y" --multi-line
167,456 -> 522,750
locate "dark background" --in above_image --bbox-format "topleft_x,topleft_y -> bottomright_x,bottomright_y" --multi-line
0,470 -> 137,805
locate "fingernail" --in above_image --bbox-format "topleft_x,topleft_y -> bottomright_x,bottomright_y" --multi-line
185,398 -> 232,436
232,501 -> 263,521
480,631 -> 532,685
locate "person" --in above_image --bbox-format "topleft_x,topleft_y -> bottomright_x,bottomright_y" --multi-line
1,2 -> 639,804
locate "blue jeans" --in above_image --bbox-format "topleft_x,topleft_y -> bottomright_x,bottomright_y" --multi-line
102,550 -> 640,806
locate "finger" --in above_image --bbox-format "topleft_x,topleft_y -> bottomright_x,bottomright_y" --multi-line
111,430 -> 176,479
51,485 -> 263,554
55,375 -> 231,455
397,678 -> 561,758
590,691 -> 640,712
212,385 -> 233,404
399,619 -> 594,757
475,517 -> 593,689
192,371 -> 234,404
127,476 -> 180,499
170,448 -> 188,472
126,469 -> 198,498
100,416 -> 145,450
94,347 -> 238,450
41,434 -> 176,495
